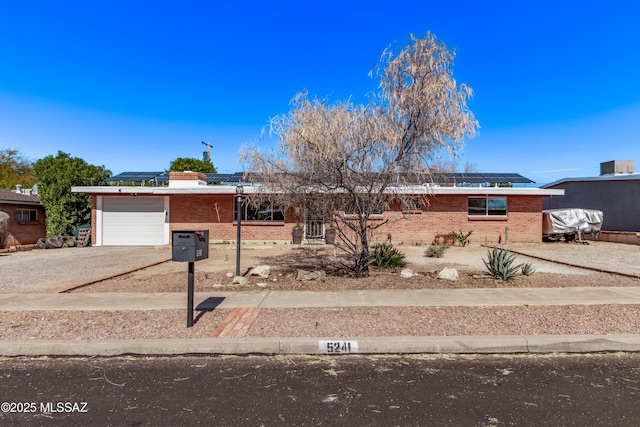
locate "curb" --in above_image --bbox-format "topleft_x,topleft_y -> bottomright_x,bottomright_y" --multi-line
3,334 -> 640,357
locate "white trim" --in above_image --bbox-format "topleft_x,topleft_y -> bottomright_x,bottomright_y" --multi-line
73,185 -> 564,197
101,196 -> 167,246
163,196 -> 170,244
72,186 -> 156,194
96,195 -> 103,246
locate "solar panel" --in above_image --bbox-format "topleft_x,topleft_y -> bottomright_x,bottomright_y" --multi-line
108,171 -> 533,186
108,172 -> 166,182
205,172 -> 244,183
434,173 -> 534,185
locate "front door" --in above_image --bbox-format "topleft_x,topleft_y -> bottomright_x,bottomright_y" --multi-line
304,216 -> 324,240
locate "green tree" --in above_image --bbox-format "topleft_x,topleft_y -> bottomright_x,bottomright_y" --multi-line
168,157 -> 217,173
0,148 -> 37,189
33,151 -> 111,236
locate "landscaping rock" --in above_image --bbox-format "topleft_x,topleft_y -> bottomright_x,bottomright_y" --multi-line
296,269 -> 327,281
400,268 -> 416,278
232,276 -> 249,285
438,267 -> 459,281
225,272 -> 234,278
248,265 -> 271,279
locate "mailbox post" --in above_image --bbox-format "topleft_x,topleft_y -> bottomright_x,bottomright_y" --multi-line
172,230 -> 209,327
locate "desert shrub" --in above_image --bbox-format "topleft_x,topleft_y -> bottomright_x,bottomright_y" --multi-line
483,247 -> 522,281
370,243 -> 407,268
425,245 -> 447,258
521,262 -> 536,276
451,230 -> 473,247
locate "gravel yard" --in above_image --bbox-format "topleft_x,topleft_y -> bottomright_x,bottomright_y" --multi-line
68,242 -> 640,293
3,305 -> 640,340
2,241 -> 640,341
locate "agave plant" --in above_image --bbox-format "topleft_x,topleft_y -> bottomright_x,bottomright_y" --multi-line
521,262 -> 536,276
370,242 -> 407,269
483,247 -> 522,281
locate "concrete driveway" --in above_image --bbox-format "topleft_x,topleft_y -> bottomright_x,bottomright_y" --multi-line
1,246 -> 171,293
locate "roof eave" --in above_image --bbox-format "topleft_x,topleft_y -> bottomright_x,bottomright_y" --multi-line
72,185 -> 563,197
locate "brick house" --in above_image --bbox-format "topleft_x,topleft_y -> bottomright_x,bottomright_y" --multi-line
72,171 -> 564,246
0,187 -> 47,248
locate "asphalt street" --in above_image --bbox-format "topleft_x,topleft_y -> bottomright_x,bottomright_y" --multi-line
2,353 -> 640,426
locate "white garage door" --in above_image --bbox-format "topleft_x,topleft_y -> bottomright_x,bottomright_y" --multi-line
102,197 -> 167,245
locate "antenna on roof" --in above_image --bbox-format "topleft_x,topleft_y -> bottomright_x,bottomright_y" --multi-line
201,141 -> 212,162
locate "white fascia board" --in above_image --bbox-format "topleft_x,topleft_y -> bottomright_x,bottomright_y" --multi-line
387,186 -> 564,196
152,185 -> 257,195
71,185 -> 564,197
71,185 -> 256,195
427,187 -> 564,196
71,186 -> 156,194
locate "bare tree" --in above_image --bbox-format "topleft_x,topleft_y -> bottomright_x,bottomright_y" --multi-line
243,33 -> 478,277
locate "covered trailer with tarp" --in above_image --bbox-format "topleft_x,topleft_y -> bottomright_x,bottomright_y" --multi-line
542,208 -> 603,242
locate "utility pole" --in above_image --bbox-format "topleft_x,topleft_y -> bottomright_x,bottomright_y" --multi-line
201,141 -> 211,162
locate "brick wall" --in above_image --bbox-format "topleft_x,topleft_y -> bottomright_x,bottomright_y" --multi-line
169,194 -> 299,242
0,203 -> 47,247
380,195 -> 542,245
87,192 -> 544,245
168,193 -> 543,244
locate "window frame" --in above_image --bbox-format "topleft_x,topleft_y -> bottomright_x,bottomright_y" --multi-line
16,209 -> 38,223
467,197 -> 507,217
401,196 -> 423,212
234,199 -> 285,223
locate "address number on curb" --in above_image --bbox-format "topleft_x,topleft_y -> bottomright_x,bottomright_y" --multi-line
319,340 -> 359,354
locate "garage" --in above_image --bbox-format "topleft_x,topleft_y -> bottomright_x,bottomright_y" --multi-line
101,196 -> 168,246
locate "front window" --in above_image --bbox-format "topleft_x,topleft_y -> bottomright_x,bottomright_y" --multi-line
235,200 -> 284,222
468,197 -> 507,216
16,209 -> 38,222
344,200 -> 384,216
402,197 -> 423,211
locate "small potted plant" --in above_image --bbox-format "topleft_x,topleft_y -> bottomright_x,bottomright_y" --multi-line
324,224 -> 336,244
292,222 -> 303,244
445,232 -> 456,246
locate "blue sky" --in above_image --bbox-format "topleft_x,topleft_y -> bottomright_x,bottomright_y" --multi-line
1,1 -> 639,185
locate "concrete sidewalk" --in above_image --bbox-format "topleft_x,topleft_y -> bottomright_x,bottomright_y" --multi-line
3,287 -> 640,356
4,286 -> 640,311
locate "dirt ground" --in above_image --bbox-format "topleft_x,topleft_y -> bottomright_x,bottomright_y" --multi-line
3,241 -> 640,340
70,241 -> 640,293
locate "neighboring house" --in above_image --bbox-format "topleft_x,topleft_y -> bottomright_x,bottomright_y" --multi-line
72,171 -> 563,246
0,186 -> 46,248
542,160 -> 640,232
